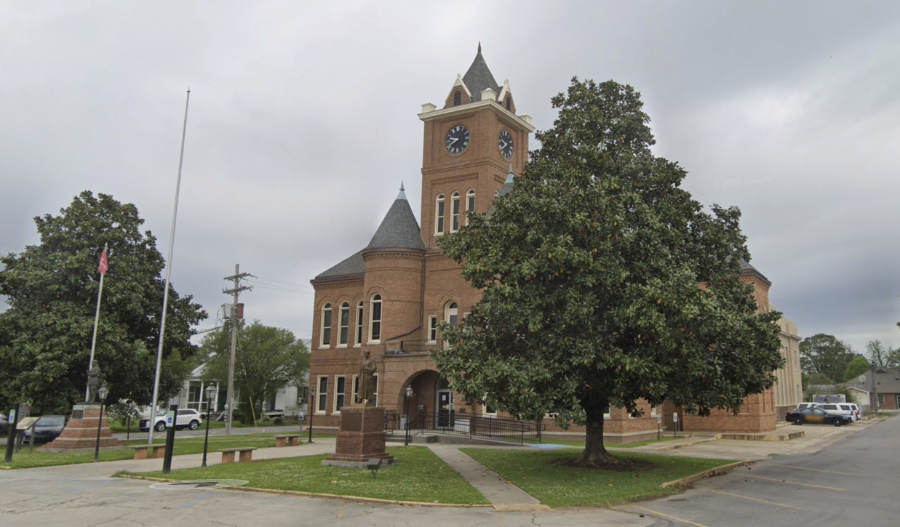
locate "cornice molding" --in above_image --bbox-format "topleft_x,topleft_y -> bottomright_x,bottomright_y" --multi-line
418,99 -> 535,132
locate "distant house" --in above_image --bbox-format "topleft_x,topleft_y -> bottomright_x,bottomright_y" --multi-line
847,367 -> 900,411
167,361 -> 309,419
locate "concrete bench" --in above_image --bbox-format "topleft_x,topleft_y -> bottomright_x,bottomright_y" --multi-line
131,445 -> 167,459
220,447 -> 256,463
274,434 -> 301,447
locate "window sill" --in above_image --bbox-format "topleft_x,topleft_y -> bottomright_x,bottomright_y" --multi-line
336,344 -> 347,349
368,340 -> 381,345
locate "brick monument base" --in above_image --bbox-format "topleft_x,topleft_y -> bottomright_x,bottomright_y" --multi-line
322,407 -> 394,468
43,404 -> 123,452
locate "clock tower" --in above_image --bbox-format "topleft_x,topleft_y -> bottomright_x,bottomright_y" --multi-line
417,44 -> 535,249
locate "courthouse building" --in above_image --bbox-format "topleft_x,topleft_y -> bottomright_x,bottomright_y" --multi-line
307,47 -> 800,441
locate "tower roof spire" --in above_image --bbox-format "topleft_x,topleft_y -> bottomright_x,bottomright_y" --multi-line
462,43 -> 499,102
397,181 -> 406,200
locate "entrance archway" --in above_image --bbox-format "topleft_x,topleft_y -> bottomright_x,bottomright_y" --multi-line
397,370 -> 440,429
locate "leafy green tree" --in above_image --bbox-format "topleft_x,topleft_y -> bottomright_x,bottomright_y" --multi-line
866,339 -> 900,369
437,78 -> 783,468
0,191 -> 206,413
202,321 -> 308,424
843,355 -> 871,382
799,334 -> 854,382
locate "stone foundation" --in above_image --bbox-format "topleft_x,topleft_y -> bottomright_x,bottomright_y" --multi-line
43,404 -> 123,452
323,407 -> 393,466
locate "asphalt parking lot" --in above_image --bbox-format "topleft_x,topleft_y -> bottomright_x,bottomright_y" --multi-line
619,417 -> 900,526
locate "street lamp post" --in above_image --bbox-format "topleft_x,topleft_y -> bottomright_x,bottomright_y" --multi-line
201,384 -> 216,467
307,388 -> 316,444
404,385 -> 414,446
94,385 -> 109,461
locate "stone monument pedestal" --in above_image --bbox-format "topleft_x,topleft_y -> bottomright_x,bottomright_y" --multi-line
322,407 -> 394,468
43,404 -> 123,452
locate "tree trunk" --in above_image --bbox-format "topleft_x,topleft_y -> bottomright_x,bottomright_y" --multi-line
578,403 -> 622,467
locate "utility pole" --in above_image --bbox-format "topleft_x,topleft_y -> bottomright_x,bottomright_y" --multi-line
224,264 -> 252,435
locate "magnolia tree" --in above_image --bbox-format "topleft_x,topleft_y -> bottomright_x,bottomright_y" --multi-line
0,191 -> 205,413
437,78 -> 783,468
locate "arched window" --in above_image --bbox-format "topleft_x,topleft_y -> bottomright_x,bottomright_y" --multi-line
453,90 -> 461,106
435,194 -> 445,235
338,302 -> 350,346
465,189 -> 475,225
445,302 -> 458,328
320,303 -> 332,347
451,192 -> 460,232
369,294 -> 382,342
355,301 -> 364,346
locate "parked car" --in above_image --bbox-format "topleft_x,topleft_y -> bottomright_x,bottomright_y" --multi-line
818,403 -> 855,422
786,406 -> 852,426
835,403 -> 861,421
139,408 -> 202,432
796,402 -> 820,411
23,415 -> 67,443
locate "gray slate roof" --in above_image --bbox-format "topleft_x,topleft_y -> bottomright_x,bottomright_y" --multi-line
314,249 -> 365,280
738,258 -> 770,285
313,190 -> 423,281
463,44 -> 499,102
851,368 -> 900,394
365,192 -> 424,251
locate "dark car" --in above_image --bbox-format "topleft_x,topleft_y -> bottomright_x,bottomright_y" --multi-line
23,415 -> 67,443
786,406 -> 851,426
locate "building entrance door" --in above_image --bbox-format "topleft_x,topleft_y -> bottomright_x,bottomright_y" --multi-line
436,389 -> 454,429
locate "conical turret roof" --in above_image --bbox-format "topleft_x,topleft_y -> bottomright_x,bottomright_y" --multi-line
462,43 -> 499,102
365,185 -> 425,251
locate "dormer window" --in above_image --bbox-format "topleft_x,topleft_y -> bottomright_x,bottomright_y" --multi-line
454,90 -> 461,106
505,97 -> 511,110
435,194 -> 445,235
451,192 -> 460,232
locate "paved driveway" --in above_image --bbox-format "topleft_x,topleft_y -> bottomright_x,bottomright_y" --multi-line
619,417 -> 900,526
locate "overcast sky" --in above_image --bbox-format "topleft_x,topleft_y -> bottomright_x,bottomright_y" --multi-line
2,1 -> 898,354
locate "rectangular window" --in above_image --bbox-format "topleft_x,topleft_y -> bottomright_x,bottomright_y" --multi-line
321,306 -> 332,346
466,192 -> 475,225
370,299 -> 382,342
317,376 -> 328,413
355,303 -> 363,346
352,375 -> 359,404
428,315 -> 437,343
372,374 -> 378,407
334,376 -> 346,413
338,304 -> 349,346
436,200 -> 445,234
451,195 -> 460,232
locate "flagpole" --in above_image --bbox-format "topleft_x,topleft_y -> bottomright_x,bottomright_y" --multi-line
85,243 -> 108,402
148,88 -> 191,445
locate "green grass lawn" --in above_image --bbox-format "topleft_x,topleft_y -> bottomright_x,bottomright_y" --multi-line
125,446 -> 488,505
462,447 -> 734,508
526,436 -> 677,449
108,419 -> 258,433
1,431 -> 329,469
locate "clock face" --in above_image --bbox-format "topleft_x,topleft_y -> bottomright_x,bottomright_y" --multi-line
498,129 -> 514,159
445,124 -> 470,154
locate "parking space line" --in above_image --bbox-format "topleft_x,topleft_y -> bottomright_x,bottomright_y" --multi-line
630,505 -> 711,527
706,489 -> 809,511
775,464 -> 860,477
741,474 -> 846,492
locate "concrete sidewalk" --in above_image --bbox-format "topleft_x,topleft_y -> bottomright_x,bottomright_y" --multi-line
425,443 -> 547,511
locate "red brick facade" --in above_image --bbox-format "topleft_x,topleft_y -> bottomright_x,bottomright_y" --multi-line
308,48 -> 778,440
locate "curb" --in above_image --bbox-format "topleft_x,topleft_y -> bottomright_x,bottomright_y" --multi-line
659,460 -> 751,488
655,436 -> 719,451
116,473 -> 492,508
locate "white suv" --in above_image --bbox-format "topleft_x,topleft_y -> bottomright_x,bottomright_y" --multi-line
819,403 -> 854,422
139,409 -> 203,432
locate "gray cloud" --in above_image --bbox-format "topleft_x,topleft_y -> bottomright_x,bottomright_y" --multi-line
2,1 -> 899,353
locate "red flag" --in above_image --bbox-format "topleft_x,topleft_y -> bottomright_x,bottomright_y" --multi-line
98,245 -> 108,275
